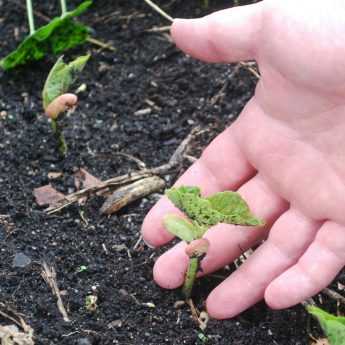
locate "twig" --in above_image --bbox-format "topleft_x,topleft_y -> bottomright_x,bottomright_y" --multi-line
41,261 -> 70,322
143,0 -> 173,22
322,288 -> 345,305
86,37 -> 116,52
46,171 -> 152,214
100,176 -> 165,214
145,25 -> 171,33
133,235 -> 143,250
0,302 -> 34,336
112,152 -> 146,169
239,61 -> 260,79
46,127 -> 199,214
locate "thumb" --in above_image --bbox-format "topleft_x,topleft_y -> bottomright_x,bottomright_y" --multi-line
171,3 -> 264,63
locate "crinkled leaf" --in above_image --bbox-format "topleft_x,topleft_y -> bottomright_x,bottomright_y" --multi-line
206,191 -> 264,226
163,214 -> 197,242
166,186 -> 264,228
42,54 -> 90,109
0,1 -> 92,70
308,306 -> 345,345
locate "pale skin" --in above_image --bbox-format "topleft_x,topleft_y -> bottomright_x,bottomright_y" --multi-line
142,0 -> 345,319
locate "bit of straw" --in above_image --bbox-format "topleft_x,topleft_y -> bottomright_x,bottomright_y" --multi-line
143,0 -> 173,22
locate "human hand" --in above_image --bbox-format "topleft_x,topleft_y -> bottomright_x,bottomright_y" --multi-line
142,0 -> 345,319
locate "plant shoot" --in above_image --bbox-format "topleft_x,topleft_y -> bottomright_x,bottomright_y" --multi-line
42,54 -> 90,156
163,186 -> 264,298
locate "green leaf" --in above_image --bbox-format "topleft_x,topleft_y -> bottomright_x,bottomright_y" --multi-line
0,1 -> 92,70
166,186 -> 264,230
163,214 -> 197,242
307,306 -> 345,345
42,54 -> 90,109
206,191 -> 264,226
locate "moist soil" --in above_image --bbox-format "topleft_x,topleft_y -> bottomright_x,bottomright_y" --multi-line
0,1 -> 341,344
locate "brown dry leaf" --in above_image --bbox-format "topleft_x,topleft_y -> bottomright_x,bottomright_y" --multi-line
74,168 -> 103,205
33,184 -> 65,206
74,168 -> 101,190
0,324 -> 34,345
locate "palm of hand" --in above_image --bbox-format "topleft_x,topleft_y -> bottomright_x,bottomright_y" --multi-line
142,0 -> 345,319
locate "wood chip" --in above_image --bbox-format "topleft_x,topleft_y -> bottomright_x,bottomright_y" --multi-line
47,172 -> 63,179
33,184 -> 65,207
100,176 -> 165,215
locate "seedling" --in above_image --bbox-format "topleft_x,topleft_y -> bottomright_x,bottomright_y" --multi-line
85,295 -> 98,312
308,306 -> 345,345
42,54 -> 90,156
0,0 -> 92,70
76,265 -> 88,273
163,186 -> 264,298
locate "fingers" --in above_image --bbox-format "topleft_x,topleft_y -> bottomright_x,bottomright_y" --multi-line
153,174 -> 287,289
265,220 -> 345,309
206,209 -> 320,319
142,121 -> 256,247
171,3 -> 264,63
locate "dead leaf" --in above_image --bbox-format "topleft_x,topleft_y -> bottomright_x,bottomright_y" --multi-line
74,168 -> 101,190
33,184 -> 65,206
73,168 -> 103,205
0,324 -> 34,345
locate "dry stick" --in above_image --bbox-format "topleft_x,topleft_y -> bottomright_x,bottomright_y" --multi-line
86,37 -> 116,52
143,0 -> 173,23
322,288 -> 345,305
0,303 -> 34,336
145,25 -> 171,33
100,176 -> 165,215
41,261 -> 70,322
46,127 -> 199,214
239,61 -> 261,79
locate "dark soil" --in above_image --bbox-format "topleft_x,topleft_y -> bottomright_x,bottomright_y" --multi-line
0,1 -> 341,344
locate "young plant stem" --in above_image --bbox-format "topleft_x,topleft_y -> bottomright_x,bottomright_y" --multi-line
51,119 -> 67,156
26,0 -> 35,35
182,257 -> 200,299
60,0 -> 68,16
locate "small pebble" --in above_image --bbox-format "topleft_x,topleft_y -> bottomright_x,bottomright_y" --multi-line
108,319 -> 122,328
13,253 -> 31,268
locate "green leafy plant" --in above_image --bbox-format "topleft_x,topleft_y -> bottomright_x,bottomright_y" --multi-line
163,186 -> 264,298
0,0 -> 92,70
308,306 -> 345,345
42,54 -> 90,156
